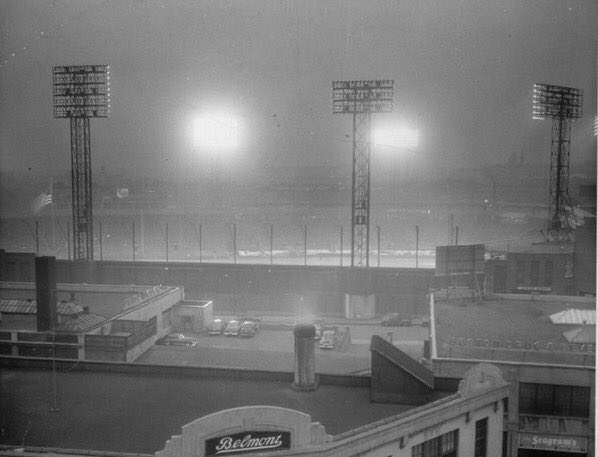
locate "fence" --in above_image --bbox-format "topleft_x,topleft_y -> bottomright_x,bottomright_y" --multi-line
3,214 -> 439,268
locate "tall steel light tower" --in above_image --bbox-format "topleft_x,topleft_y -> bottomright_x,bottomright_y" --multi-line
532,83 -> 583,242
53,65 -> 111,260
332,80 -> 394,267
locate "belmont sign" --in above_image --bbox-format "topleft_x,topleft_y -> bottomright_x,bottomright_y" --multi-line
205,431 -> 291,456
519,433 -> 587,453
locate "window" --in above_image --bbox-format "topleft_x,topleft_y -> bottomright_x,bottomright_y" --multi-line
519,383 -> 590,417
412,429 -> 458,457
543,261 -> 553,286
530,261 -> 540,286
474,418 -> 487,457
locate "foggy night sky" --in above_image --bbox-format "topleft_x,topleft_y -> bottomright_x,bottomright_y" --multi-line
0,0 -> 596,185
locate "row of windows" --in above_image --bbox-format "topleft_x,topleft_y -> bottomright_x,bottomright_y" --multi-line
412,429 -> 458,457
410,418 -> 489,457
519,383 -> 590,417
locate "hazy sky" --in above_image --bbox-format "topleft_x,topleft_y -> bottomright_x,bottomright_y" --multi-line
1,0 -> 596,183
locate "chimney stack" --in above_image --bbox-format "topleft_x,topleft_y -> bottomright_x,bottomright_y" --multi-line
35,256 -> 57,331
292,324 -> 317,391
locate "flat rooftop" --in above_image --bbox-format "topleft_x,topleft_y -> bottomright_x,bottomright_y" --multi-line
0,368 -> 449,454
434,297 -> 596,366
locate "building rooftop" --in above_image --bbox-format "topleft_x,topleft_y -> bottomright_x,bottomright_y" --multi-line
549,308 -> 595,325
0,282 -> 178,322
0,299 -> 84,315
563,325 -> 595,343
434,297 -> 596,366
0,367 -> 450,454
0,298 -> 106,332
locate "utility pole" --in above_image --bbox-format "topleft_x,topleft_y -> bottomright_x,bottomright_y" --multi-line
415,225 -> 419,269
140,209 -> 144,259
99,222 -> 103,261
377,225 -> 381,267
50,178 -> 55,251
270,223 -> 273,265
67,225 -> 71,261
340,225 -> 343,267
304,225 -> 307,266
166,223 -> 169,262
199,224 -> 202,263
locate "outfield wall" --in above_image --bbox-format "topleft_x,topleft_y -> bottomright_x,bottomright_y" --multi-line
0,252 -> 435,316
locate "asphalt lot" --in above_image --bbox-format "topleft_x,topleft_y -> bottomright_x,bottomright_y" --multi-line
136,323 -> 429,374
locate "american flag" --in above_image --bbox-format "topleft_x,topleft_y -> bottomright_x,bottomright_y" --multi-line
32,192 -> 52,213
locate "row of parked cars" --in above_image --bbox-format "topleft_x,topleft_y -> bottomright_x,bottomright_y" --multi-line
207,317 -> 261,337
156,317 -> 262,347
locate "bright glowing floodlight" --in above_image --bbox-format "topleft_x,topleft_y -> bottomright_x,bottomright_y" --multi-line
192,112 -> 241,149
373,127 -> 419,149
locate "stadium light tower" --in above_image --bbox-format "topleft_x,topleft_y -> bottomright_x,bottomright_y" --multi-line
532,83 -> 583,242
332,80 -> 394,267
53,65 -> 111,260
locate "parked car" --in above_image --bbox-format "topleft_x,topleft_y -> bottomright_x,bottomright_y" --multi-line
207,318 -> 227,335
318,327 -> 337,350
223,320 -> 241,336
381,313 -> 412,327
238,317 -> 262,330
313,319 -> 325,340
157,333 -> 198,346
239,321 -> 259,337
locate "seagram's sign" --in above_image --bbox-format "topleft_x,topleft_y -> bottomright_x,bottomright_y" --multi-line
205,431 -> 291,456
519,433 -> 587,452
